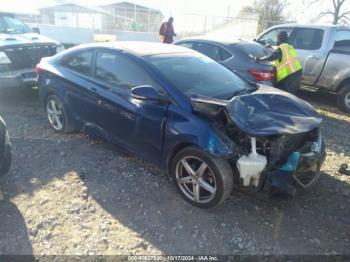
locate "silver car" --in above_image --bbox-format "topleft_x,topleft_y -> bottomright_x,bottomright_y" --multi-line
174,38 -> 275,86
255,24 -> 350,113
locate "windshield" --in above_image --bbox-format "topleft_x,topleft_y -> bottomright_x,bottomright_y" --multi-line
145,53 -> 254,100
0,15 -> 33,34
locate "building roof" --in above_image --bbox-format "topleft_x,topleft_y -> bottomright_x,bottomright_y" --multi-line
100,1 -> 162,14
39,3 -> 112,15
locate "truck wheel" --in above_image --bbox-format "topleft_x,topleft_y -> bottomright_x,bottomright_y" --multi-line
170,146 -> 233,208
46,95 -> 74,133
337,84 -> 350,113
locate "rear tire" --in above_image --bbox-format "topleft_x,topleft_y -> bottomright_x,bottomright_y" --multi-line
45,95 -> 74,133
170,146 -> 233,208
337,84 -> 350,113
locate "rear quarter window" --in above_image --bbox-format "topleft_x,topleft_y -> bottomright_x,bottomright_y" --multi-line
60,50 -> 93,75
334,30 -> 350,50
291,28 -> 324,50
192,42 -> 232,62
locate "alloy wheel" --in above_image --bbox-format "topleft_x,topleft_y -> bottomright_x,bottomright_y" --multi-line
175,156 -> 217,204
46,99 -> 64,131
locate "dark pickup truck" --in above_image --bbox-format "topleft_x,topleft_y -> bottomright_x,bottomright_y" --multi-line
0,12 -> 63,88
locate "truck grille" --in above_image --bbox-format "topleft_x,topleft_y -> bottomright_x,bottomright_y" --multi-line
3,45 -> 56,71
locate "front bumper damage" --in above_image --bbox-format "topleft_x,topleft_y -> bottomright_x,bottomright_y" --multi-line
191,86 -> 326,197
263,129 -> 326,196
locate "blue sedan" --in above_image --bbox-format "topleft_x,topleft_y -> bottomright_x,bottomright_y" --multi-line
37,42 -> 325,208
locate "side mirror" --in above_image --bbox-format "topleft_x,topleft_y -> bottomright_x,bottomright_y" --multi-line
253,38 -> 257,42
131,85 -> 165,101
32,27 -> 40,34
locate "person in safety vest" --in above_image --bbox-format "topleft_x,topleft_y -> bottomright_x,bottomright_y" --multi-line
256,31 -> 302,94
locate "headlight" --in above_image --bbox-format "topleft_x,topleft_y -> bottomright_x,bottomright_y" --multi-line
55,45 -> 65,54
0,51 -> 11,64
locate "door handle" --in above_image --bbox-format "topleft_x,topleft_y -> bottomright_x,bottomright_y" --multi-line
308,55 -> 321,59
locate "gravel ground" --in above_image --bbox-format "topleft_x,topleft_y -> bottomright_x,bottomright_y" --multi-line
0,86 -> 349,256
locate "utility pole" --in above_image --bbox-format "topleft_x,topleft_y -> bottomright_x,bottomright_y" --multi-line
227,5 -> 231,23
262,0 -> 268,30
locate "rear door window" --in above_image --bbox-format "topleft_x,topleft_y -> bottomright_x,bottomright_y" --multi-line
290,28 -> 324,50
94,51 -> 160,92
192,42 -> 232,62
60,50 -> 93,75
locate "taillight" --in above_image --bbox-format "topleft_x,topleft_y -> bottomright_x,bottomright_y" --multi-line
248,70 -> 275,81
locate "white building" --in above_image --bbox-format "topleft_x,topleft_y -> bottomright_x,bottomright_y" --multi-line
39,3 -> 112,30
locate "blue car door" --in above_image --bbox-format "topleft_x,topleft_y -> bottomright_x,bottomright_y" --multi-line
91,50 -> 168,163
59,50 -> 102,126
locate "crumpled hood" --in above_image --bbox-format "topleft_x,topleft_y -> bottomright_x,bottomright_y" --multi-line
191,86 -> 322,136
0,33 -> 58,47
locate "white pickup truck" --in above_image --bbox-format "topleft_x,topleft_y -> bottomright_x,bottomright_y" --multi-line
0,12 -> 63,88
255,24 -> 350,113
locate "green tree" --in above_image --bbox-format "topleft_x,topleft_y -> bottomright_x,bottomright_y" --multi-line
307,0 -> 350,25
240,0 -> 290,34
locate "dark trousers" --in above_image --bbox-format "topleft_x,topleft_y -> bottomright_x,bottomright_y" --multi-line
276,69 -> 302,95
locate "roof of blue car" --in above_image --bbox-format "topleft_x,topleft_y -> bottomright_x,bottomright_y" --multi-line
72,41 -> 193,56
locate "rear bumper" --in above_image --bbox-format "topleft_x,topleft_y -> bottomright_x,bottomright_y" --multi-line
0,70 -> 37,88
263,130 -> 326,196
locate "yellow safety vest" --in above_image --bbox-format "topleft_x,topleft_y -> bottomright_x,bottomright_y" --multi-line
273,43 -> 302,82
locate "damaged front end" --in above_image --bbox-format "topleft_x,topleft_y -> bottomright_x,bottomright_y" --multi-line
191,87 -> 326,196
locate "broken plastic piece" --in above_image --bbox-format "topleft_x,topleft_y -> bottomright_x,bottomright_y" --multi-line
281,152 -> 300,172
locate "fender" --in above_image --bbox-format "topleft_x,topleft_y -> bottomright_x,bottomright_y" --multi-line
163,104 -> 236,169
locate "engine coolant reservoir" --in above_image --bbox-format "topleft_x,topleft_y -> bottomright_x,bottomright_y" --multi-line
237,137 -> 267,187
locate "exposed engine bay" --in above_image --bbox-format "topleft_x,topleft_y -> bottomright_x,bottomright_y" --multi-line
191,87 -> 325,194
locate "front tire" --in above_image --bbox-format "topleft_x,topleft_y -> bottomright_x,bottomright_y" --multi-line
337,84 -> 350,113
46,95 -> 74,133
171,146 -> 233,208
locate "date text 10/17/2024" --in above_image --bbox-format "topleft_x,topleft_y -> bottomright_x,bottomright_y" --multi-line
128,256 -> 219,261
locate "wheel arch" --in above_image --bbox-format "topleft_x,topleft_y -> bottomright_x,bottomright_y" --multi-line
336,77 -> 350,93
165,131 -> 236,173
166,142 -> 196,172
